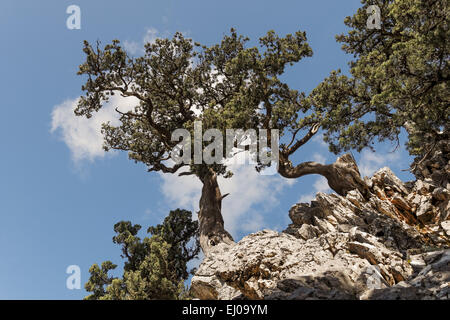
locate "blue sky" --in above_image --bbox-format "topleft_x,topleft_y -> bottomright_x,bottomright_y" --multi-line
0,0 -> 414,299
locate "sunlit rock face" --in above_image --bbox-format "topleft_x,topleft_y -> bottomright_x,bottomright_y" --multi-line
191,145 -> 449,300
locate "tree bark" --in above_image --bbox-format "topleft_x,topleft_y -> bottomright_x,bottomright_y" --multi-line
278,153 -> 370,198
198,168 -> 234,256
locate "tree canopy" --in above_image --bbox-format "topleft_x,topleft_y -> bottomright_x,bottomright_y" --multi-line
307,0 -> 449,157
84,209 -> 200,300
75,29 -> 313,178
75,28 -> 317,253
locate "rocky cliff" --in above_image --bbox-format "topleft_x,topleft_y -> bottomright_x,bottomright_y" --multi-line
191,140 -> 450,300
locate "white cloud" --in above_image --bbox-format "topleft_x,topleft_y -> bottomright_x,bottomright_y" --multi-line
219,163 -> 287,235
122,41 -> 141,55
159,151 -> 293,237
159,166 -> 203,213
50,94 -> 139,163
239,212 -> 265,233
298,176 -> 330,203
358,149 -> 401,177
123,27 -> 160,55
296,150 -> 331,204
312,152 -> 326,164
143,28 -> 159,45
312,132 -> 328,148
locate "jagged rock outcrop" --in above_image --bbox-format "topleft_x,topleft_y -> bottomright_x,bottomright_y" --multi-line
191,229 -> 416,300
191,148 -> 450,300
286,166 -> 449,250
410,137 -> 450,224
362,249 -> 450,300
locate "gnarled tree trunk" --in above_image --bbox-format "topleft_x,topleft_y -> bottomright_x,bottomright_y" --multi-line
198,168 -> 234,256
279,153 -> 370,198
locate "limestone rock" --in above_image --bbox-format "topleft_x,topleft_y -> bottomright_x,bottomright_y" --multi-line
442,221 -> 450,237
191,149 -> 450,300
191,230 -> 400,300
362,250 -> 450,300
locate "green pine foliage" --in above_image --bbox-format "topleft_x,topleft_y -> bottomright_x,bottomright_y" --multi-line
84,209 -> 200,300
309,0 -> 449,156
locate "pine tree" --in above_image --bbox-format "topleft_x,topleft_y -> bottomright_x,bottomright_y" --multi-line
308,0 -> 449,158
84,209 -> 200,300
